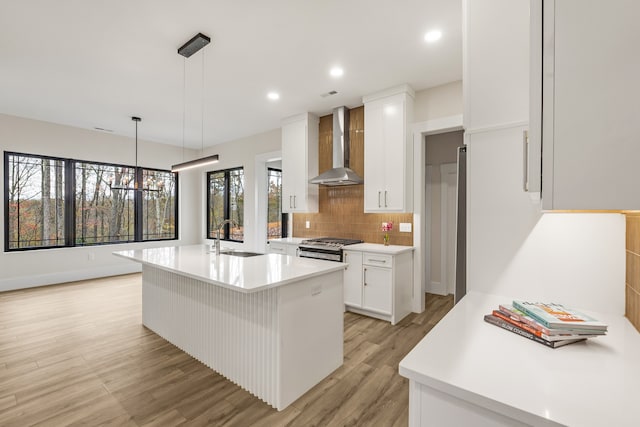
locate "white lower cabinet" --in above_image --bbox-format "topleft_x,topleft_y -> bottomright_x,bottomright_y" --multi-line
343,247 -> 413,325
363,265 -> 392,314
343,251 -> 363,307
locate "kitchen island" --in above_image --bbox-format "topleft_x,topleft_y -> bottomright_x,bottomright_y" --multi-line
113,244 -> 346,411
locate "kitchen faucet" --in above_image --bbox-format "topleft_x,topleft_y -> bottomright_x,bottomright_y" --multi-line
214,219 -> 238,255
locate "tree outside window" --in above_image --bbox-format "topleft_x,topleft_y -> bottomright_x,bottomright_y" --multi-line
267,168 -> 287,240
207,167 -> 244,241
4,152 -> 178,251
5,154 -> 66,249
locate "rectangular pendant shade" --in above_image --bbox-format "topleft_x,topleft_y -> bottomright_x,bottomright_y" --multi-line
178,33 -> 211,58
171,154 -> 219,173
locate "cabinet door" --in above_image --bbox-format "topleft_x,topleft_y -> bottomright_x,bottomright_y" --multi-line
465,0 -> 530,130
286,244 -> 299,257
381,96 -> 406,211
363,101 -> 386,212
268,242 -> 288,255
343,251 -> 363,307
281,120 -> 306,213
363,266 -> 392,314
543,0 -> 640,209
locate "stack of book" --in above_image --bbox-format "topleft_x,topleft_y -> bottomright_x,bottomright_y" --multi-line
484,300 -> 608,348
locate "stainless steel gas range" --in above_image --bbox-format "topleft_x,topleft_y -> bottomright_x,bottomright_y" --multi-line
298,237 -> 364,262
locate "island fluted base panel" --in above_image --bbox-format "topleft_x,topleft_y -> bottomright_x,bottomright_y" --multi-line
141,265 -> 343,410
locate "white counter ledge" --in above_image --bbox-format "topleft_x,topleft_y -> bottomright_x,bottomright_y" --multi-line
347,243 -> 414,255
399,291 -> 640,427
113,244 -> 346,293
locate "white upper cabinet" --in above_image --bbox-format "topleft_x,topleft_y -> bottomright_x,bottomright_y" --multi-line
534,0 -> 640,210
281,113 -> 319,213
464,0 -> 530,131
363,85 -> 414,213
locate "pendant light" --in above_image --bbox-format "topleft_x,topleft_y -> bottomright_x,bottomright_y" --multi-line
108,116 -> 162,192
108,116 -> 141,191
171,33 -> 219,173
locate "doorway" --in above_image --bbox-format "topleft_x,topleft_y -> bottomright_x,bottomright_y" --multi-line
424,131 -> 464,297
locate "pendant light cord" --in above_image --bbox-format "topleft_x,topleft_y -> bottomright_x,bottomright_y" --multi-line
201,50 -> 205,157
135,119 -> 138,168
182,57 -> 186,163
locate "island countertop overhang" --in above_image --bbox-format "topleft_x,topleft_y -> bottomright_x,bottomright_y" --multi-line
113,244 -> 346,293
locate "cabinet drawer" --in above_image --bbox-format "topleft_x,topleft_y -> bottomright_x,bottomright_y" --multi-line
268,244 -> 287,254
362,253 -> 392,267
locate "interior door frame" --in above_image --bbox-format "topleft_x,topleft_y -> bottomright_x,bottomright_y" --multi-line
411,115 -> 464,313
254,150 -> 283,253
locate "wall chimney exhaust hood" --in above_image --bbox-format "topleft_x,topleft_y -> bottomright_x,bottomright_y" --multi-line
309,106 -> 363,186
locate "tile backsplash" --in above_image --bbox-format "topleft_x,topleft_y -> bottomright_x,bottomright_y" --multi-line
292,106 -> 413,246
625,213 -> 640,332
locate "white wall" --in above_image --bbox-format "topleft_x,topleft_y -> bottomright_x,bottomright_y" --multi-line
0,113 -> 201,291
199,128 -> 282,252
414,81 -> 463,123
464,0 -> 625,315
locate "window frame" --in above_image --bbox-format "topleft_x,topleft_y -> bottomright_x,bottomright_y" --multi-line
267,167 -> 288,240
206,166 -> 244,242
3,151 -> 179,252
4,151 -> 72,251
139,166 -> 179,243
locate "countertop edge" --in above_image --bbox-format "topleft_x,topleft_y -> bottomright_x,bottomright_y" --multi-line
344,243 -> 414,254
113,250 -> 346,293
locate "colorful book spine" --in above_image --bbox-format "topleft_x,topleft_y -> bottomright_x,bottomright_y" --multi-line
492,310 -> 597,342
512,300 -> 607,331
498,304 -> 555,334
498,305 -> 605,336
483,314 -> 585,349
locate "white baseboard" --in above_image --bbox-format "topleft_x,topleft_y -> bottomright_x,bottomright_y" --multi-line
427,281 -> 448,296
0,264 -> 142,292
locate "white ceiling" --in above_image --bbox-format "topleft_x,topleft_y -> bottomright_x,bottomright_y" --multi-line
0,0 -> 462,148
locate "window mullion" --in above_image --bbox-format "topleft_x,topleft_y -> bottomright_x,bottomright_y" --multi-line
134,167 -> 143,242
224,171 -> 230,239
65,159 -> 75,247
3,153 -> 9,251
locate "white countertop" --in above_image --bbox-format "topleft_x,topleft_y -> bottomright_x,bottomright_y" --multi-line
113,244 -> 346,293
345,243 -> 414,255
399,291 -> 640,427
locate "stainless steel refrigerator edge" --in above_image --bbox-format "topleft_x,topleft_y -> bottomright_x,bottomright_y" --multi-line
454,146 -> 466,304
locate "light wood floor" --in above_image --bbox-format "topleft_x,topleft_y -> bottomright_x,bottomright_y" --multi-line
0,274 -> 453,426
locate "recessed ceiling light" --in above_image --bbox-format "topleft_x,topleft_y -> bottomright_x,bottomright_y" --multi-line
267,92 -> 280,101
424,30 -> 442,43
330,67 -> 344,78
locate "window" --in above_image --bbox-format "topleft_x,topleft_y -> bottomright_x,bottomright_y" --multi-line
75,162 -> 136,244
267,168 -> 287,240
5,153 -> 67,250
142,169 -> 177,241
4,152 -> 178,251
207,167 -> 244,241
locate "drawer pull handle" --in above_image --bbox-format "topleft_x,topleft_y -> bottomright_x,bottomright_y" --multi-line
368,259 -> 386,263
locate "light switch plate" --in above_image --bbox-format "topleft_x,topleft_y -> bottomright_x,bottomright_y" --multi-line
305,221 -> 310,229
399,223 -> 412,232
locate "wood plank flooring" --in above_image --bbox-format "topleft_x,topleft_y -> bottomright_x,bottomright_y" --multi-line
0,274 -> 453,426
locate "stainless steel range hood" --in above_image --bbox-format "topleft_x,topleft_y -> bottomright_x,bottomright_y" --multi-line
309,106 -> 364,186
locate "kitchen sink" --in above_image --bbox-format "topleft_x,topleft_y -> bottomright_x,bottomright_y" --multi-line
218,250 -> 264,257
